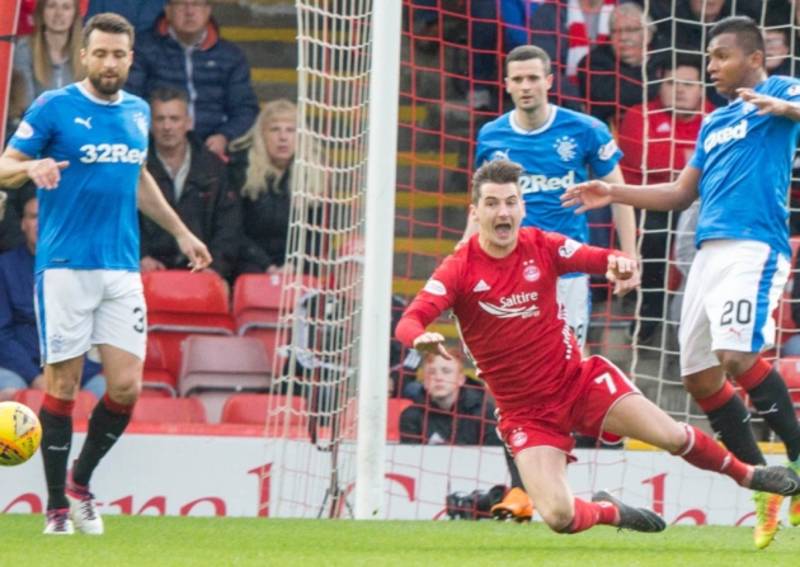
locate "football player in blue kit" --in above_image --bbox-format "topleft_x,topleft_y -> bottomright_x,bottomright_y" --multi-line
562,16 -> 800,549
0,13 -> 211,535
471,45 -> 637,349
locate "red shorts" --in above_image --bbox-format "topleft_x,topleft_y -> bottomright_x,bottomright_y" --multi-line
496,355 -> 640,460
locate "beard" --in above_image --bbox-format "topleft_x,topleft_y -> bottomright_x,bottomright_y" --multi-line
89,73 -> 127,96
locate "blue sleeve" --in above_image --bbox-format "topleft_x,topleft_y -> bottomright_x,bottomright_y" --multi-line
8,92 -> 57,158
773,76 -> 800,103
585,119 -> 622,178
501,0 -> 528,52
217,47 -> 259,141
475,130 -> 489,169
0,265 -> 38,383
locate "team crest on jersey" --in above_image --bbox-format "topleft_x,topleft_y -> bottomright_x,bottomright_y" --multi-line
490,148 -> 511,161
510,429 -> 528,448
423,278 -> 447,296
558,238 -> 581,258
15,120 -> 34,140
598,140 -> 618,161
553,136 -> 577,162
788,85 -> 800,97
522,259 -> 540,282
133,111 -> 149,137
741,102 -> 756,114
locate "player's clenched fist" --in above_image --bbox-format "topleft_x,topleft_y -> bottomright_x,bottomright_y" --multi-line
26,158 -> 69,190
606,254 -> 639,296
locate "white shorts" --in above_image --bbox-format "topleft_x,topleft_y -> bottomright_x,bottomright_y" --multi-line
35,269 -> 147,364
557,274 -> 590,348
679,240 -> 789,376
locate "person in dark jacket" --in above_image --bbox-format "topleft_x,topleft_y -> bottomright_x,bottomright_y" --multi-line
125,0 -> 259,160
577,2 -> 667,126
229,99 -> 321,275
400,350 -> 501,446
141,86 -> 240,281
0,194 -> 105,401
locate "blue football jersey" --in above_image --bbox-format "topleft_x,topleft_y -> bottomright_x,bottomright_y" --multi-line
689,75 -> 800,257
475,105 -> 622,243
9,83 -> 149,273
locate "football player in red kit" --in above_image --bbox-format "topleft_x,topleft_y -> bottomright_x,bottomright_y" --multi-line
395,159 -> 800,535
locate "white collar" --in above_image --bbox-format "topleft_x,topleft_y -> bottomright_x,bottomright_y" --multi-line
509,105 -> 557,135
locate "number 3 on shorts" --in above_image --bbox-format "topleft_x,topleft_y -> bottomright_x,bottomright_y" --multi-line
594,372 -> 617,394
133,306 -> 145,333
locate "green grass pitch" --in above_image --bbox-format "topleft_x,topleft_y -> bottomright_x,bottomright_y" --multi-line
1,515 -> 799,566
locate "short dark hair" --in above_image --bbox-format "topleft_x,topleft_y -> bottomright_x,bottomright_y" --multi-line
660,53 -> 703,77
709,15 -> 765,56
149,86 -> 190,107
83,12 -> 135,48
506,45 -> 551,76
471,160 -> 523,203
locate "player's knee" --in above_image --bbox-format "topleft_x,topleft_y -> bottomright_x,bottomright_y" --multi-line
538,501 -> 574,532
718,351 -> 756,379
105,373 -> 141,405
682,372 -> 724,399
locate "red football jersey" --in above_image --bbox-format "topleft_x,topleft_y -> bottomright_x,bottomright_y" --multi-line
396,228 -> 614,412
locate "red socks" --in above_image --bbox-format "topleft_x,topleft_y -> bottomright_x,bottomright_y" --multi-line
673,424 -> 750,485
560,497 -> 619,533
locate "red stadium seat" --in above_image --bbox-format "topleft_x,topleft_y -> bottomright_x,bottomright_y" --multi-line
387,398 -> 413,442
13,389 -> 97,420
775,357 -> 800,407
221,393 -> 308,437
142,335 -> 177,396
178,336 -> 272,423
131,397 -> 207,424
143,271 -> 236,379
232,274 -> 319,367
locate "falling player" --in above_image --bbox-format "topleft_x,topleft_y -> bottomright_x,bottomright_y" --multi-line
0,13 -> 211,534
397,159 -> 800,536
562,16 -> 800,548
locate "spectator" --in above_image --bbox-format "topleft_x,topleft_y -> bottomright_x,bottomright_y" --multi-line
503,0 -> 614,84
141,87 -> 241,281
400,350 -> 501,445
499,0 -> 606,110
765,27 -> 793,77
577,2 -> 667,126
0,194 -> 105,401
126,0 -> 259,161
85,0 -> 167,35
0,184 -> 26,253
617,55 -> 711,343
12,0 -> 85,110
672,0 -> 761,53
229,99 -> 318,275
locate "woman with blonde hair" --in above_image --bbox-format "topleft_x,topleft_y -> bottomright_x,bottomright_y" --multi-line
229,98 -> 315,275
13,0 -> 84,107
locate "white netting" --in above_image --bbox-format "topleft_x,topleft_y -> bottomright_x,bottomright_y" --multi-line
261,0 -> 373,518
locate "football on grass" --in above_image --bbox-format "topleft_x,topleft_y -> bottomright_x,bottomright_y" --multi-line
0,401 -> 42,466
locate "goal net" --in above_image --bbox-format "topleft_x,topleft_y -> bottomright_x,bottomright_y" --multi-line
260,0 -> 800,524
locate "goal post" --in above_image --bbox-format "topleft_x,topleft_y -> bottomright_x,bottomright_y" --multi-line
355,0 -> 402,520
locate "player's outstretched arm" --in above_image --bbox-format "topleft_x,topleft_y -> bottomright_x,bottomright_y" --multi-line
738,88 -> 800,121
137,168 -> 212,271
0,147 -> 68,189
561,166 -> 700,213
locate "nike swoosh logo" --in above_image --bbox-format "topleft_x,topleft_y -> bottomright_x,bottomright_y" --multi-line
47,444 -> 70,451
